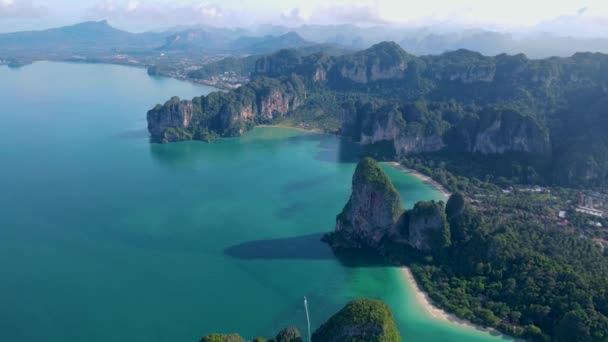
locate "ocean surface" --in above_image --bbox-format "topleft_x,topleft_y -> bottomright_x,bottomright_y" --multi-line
0,62 -> 509,341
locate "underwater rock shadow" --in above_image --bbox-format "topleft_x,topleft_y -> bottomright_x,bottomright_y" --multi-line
284,134 -> 361,164
224,233 -> 390,267
224,233 -> 333,260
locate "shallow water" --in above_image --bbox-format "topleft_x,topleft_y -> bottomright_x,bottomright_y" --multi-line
0,62 -> 509,341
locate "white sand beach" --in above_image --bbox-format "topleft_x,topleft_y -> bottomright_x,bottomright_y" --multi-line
401,267 -> 507,337
387,162 -> 451,200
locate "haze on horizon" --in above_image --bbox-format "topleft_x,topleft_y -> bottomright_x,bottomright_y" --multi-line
1,0 -> 607,38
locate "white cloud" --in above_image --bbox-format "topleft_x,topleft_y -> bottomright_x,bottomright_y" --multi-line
541,3 -> 608,37
87,1 -> 229,27
82,0 -> 608,38
311,3 -> 388,25
0,0 -> 47,18
281,2 -> 387,25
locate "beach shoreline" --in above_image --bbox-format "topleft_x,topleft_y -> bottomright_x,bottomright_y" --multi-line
387,162 -> 451,200
401,267 -> 507,337
392,163 -> 511,338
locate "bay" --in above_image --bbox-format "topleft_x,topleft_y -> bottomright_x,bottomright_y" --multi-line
0,62 -> 508,342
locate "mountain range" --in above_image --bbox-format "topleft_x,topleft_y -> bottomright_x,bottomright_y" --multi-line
147,41 -> 608,189
4,20 -> 608,62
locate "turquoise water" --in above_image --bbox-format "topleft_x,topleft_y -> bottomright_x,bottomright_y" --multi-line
0,62 -> 508,341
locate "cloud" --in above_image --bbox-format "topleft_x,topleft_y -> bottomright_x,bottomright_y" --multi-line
0,0 -> 47,18
315,3 -> 388,25
532,4 -> 608,38
87,0 -> 228,26
281,3 -> 389,26
83,0 -> 608,38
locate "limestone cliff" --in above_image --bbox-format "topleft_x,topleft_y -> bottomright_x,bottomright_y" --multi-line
146,76 -> 305,143
311,299 -> 400,342
400,201 -> 451,253
324,158 -> 453,256
325,158 -> 403,250
472,109 -> 550,154
331,42 -> 414,84
146,41 -> 608,187
340,102 -> 445,156
147,97 -> 193,143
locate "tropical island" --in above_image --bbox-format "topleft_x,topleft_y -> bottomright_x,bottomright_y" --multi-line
147,41 -> 608,341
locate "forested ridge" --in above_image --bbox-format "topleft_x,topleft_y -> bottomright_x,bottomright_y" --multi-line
149,42 -> 608,189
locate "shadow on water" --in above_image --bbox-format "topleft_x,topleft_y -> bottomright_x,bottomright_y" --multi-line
224,232 -> 390,268
280,175 -> 331,195
224,233 -> 334,260
275,202 -> 308,219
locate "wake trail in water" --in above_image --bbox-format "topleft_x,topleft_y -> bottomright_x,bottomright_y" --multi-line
304,296 -> 311,342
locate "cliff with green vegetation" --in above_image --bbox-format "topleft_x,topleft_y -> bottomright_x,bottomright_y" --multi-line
324,158 -> 450,255
147,75 -> 306,142
311,299 -> 400,342
148,42 -> 608,188
198,299 -> 398,342
400,201 -> 451,254
326,158 -> 402,250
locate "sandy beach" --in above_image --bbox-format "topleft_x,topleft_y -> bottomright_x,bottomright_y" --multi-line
387,162 -> 451,200
401,267 -> 507,337
256,124 -> 325,134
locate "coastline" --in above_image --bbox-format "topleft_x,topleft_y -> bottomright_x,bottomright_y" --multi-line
401,267 -> 507,337
392,163 -> 510,337
387,162 -> 451,200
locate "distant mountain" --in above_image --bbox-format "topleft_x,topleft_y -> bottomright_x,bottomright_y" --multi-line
253,24 -> 608,58
157,28 -> 234,52
231,32 -> 313,54
5,20 -> 608,63
159,30 -> 314,54
0,20 -> 164,56
187,43 -> 352,80
399,31 -> 608,58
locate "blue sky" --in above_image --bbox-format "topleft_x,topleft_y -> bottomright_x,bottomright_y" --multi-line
1,0 -> 607,37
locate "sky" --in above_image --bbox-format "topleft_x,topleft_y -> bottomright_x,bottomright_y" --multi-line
1,0 -> 608,37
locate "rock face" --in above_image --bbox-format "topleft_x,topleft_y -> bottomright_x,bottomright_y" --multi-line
325,158 -> 452,256
146,77 -> 305,143
326,158 -> 403,250
259,89 -> 300,120
311,299 -> 400,342
147,97 -> 193,143
470,109 -> 550,155
332,42 -> 413,84
340,102 -> 445,156
402,201 -> 450,253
